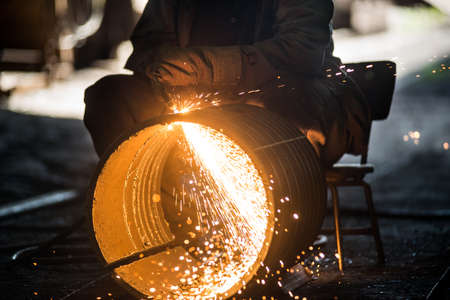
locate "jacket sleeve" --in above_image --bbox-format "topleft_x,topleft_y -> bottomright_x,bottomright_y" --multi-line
125,0 -> 178,74
150,0 -> 334,89
247,0 -> 334,80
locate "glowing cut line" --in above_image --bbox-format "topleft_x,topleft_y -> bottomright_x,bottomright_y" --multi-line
170,122 -> 270,297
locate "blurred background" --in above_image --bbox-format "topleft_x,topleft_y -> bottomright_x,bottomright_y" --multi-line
0,0 -> 449,299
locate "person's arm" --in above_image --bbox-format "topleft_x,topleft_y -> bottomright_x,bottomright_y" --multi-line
125,0 -> 178,74
149,0 -> 334,89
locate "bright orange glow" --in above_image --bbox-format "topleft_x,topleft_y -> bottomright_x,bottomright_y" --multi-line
169,91 -> 222,115
159,121 -> 272,298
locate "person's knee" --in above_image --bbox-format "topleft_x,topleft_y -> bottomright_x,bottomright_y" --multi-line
83,74 -> 170,155
84,74 -> 137,127
84,75 -> 127,105
84,75 -> 132,152
83,74 -> 159,154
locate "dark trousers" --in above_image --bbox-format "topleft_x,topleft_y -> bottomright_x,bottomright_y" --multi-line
84,73 -> 368,167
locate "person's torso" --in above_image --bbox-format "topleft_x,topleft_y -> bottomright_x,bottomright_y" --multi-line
186,0 -> 338,69
189,0 -> 259,47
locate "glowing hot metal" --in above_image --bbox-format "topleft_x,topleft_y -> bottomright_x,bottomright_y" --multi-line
91,104 -> 326,299
162,121 -> 272,297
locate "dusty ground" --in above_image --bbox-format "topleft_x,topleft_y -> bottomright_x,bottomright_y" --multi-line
0,17 -> 449,300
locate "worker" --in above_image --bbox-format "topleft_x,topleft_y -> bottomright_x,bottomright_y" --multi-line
84,0 -> 370,167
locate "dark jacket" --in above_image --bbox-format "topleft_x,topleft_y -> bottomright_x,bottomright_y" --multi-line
124,0 -> 370,166
125,0 -> 341,88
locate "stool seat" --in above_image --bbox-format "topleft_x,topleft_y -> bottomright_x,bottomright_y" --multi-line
325,163 -> 374,182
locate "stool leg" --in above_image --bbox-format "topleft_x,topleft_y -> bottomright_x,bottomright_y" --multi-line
329,183 -> 344,272
362,181 -> 385,265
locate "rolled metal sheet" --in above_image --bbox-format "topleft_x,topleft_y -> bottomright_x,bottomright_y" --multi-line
88,104 -> 326,298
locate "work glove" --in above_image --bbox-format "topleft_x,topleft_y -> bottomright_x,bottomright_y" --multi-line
144,45 -> 278,110
145,46 -> 243,88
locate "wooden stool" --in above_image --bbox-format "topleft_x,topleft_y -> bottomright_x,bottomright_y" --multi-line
323,164 -> 384,272
321,60 -> 396,272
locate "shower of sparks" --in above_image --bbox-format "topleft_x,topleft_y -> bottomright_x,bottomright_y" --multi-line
159,121 -> 272,298
168,92 -> 221,114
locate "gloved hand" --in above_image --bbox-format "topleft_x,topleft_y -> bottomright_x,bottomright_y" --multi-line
146,46 -> 198,86
145,46 -> 243,88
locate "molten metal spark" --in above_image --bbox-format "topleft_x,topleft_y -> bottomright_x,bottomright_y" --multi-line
161,121 -> 272,298
169,92 -> 222,115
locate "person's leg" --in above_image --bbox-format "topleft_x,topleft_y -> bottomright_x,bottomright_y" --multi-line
84,74 -> 169,156
248,76 -> 353,167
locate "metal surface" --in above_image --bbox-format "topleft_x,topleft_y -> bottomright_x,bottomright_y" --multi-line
426,266 -> 450,300
330,183 -> 344,273
11,217 -> 85,263
0,190 -> 78,219
101,238 -> 197,273
89,104 -> 327,298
